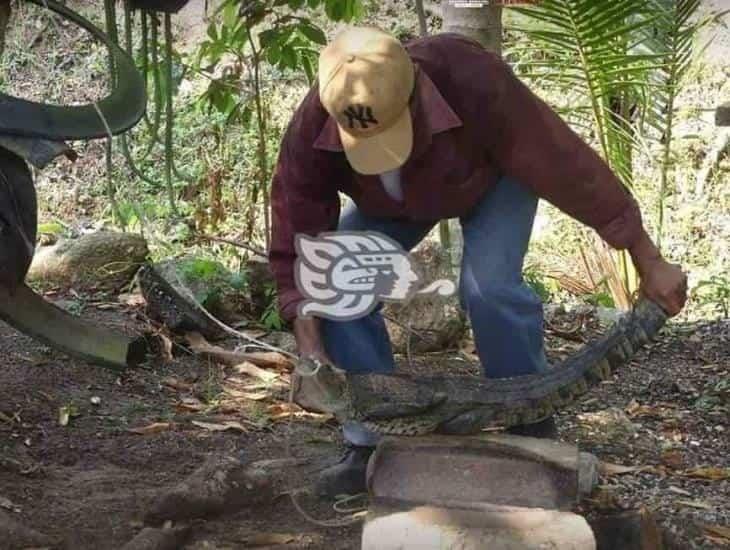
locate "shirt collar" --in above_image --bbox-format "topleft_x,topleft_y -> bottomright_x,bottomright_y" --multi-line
313,65 -> 463,154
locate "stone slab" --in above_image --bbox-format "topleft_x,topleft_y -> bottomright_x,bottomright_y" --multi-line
362,502 -> 596,550
367,434 -> 599,510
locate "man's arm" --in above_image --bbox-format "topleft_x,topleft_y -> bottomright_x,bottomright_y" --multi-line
269,89 -> 344,358
476,52 -> 687,315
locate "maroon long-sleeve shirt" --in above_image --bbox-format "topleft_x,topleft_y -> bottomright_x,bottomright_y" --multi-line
269,33 -> 643,321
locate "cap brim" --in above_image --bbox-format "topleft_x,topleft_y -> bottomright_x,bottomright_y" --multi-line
338,107 -> 412,175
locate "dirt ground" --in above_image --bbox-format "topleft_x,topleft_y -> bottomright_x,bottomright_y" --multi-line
0,292 -> 728,549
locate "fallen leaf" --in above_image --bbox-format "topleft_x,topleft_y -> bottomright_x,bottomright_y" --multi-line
222,387 -> 270,400
676,499 -> 714,510
119,292 -> 146,307
668,485 -> 692,497
682,467 -> 730,480
240,533 -> 299,546
128,422 -> 172,435
191,420 -> 247,433
599,462 -> 644,476
0,495 -> 20,513
660,449 -> 686,469
58,404 -> 79,427
162,377 -> 195,392
176,397 -> 206,412
699,523 -> 730,541
234,361 -> 279,382
159,333 -> 174,363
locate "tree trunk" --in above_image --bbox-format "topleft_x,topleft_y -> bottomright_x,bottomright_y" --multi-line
442,4 -> 503,55
440,5 -> 503,271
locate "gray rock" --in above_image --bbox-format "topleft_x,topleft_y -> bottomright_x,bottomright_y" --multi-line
27,230 -> 148,291
384,240 -> 465,353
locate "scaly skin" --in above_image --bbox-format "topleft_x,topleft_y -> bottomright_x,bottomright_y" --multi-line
293,298 -> 667,435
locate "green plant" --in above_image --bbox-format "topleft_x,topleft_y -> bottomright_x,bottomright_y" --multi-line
196,0 -> 363,245
692,275 -> 730,318
523,266 -> 552,302
260,282 -> 284,330
507,0 -> 713,309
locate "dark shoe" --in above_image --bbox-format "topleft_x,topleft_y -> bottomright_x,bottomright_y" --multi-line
506,416 -> 558,439
315,445 -> 374,498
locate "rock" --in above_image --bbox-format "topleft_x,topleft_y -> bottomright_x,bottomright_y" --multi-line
716,101 -> 730,126
0,509 -> 56,549
27,230 -> 148,291
154,256 -> 248,322
144,456 -> 305,524
121,525 -> 191,550
138,263 -> 223,340
362,503 -> 596,550
589,509 -> 673,550
367,434 -> 600,510
384,240 -> 466,353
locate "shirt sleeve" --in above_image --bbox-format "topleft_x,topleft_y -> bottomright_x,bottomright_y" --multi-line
478,52 -> 643,250
268,92 -> 343,322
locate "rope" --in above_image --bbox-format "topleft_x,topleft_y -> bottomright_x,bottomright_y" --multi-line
285,359 -> 366,528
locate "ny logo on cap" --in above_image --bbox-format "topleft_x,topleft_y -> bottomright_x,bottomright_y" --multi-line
343,104 -> 378,130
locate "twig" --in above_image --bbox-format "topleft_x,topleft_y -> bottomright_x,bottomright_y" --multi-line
382,312 -> 438,347
195,233 -> 267,258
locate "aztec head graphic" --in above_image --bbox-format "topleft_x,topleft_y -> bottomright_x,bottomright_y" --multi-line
294,231 -> 455,321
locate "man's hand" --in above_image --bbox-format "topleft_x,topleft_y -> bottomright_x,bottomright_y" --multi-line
629,231 -> 687,316
293,316 -> 333,364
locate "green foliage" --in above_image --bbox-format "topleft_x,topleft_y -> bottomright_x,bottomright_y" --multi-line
260,282 -> 284,330
692,275 -> 730,318
197,0 -> 361,123
585,290 -> 616,308
37,221 -> 68,237
523,266 -> 552,302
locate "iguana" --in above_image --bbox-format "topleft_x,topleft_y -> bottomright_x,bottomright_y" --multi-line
292,297 -> 667,435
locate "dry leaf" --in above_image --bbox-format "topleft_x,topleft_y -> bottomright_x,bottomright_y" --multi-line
159,333 -> 174,363
128,422 -> 172,435
676,499 -> 713,510
191,420 -> 247,433
599,462 -> 644,476
660,449 -> 686,469
668,485 -> 692,497
700,524 -> 730,541
222,387 -> 270,401
176,397 -> 206,412
682,467 -> 730,481
240,533 -> 299,546
0,495 -> 20,513
118,292 -> 146,307
234,361 -> 279,382
58,404 -> 78,426
163,377 -> 195,392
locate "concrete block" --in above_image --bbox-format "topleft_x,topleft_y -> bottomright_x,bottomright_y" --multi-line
367,434 -> 599,510
361,502 -> 596,550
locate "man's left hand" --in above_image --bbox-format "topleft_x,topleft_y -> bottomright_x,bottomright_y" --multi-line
637,256 -> 687,316
629,231 -> 687,316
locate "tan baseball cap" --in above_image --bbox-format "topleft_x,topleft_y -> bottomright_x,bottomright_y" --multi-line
318,26 -> 415,175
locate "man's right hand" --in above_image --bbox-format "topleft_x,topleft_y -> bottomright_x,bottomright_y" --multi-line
293,316 -> 333,364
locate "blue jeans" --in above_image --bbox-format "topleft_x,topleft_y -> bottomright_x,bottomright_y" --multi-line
321,176 -> 548,445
